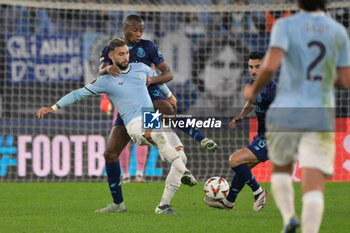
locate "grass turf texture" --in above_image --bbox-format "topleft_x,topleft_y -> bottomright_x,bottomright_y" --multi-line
0,182 -> 349,233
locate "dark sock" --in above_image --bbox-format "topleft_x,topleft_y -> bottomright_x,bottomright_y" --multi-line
105,161 -> 123,204
232,164 -> 260,192
226,173 -> 245,203
176,117 -> 205,142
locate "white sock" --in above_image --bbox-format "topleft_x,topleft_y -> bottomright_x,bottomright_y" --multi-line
302,191 -> 324,233
159,150 -> 187,206
159,165 -> 183,206
136,171 -> 143,177
271,173 -> 295,225
253,187 -> 263,196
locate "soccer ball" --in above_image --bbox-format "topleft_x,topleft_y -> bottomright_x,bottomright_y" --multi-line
204,176 -> 229,200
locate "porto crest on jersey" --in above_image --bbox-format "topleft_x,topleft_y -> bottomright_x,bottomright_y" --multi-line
137,47 -> 146,58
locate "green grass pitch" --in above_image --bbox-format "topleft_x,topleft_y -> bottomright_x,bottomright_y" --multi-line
0,182 -> 349,233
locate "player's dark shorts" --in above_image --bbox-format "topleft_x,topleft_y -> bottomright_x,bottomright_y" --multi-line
113,85 -> 167,127
246,135 -> 268,162
147,84 -> 167,101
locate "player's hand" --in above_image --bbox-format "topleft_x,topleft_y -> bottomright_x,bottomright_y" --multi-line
100,94 -> 112,115
106,64 -> 121,77
168,95 -> 177,112
229,117 -> 242,129
146,75 -> 153,86
243,84 -> 258,102
36,107 -> 54,119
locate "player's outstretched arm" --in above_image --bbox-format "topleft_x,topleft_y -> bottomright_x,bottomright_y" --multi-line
36,86 -> 97,119
230,100 -> 254,129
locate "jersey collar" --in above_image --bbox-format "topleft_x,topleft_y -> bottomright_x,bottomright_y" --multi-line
121,64 -> 131,74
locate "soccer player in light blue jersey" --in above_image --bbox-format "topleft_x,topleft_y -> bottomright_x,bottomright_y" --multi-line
244,0 -> 350,232
36,38 -> 197,213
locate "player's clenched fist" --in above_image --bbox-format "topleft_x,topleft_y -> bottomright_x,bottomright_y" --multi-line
36,106 -> 54,118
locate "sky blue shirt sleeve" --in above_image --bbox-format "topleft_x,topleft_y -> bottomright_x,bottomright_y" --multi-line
57,76 -> 108,108
57,87 -> 94,108
337,27 -> 350,68
269,19 -> 289,51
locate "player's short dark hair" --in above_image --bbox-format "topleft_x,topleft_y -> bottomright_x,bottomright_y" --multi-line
107,38 -> 126,52
125,14 -> 144,26
297,0 -> 327,11
248,51 -> 265,60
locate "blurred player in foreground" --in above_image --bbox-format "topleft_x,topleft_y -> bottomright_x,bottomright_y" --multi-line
204,51 -> 275,211
244,0 -> 350,232
36,38 -> 197,214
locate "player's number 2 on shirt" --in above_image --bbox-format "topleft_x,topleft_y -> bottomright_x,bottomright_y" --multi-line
307,40 -> 326,81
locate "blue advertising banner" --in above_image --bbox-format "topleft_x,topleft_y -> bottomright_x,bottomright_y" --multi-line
6,34 -> 83,83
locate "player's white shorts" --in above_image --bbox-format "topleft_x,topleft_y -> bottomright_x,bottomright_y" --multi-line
126,116 -> 183,148
266,124 -> 335,177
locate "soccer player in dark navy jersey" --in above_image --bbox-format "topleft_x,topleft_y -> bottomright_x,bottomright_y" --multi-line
204,51 -> 276,211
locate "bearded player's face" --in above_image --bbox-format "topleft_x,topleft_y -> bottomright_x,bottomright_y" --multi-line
108,45 -> 130,70
124,20 -> 144,46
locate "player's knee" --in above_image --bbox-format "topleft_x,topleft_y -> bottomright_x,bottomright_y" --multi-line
151,131 -> 167,146
153,100 -> 176,120
229,154 -> 240,167
103,148 -> 119,163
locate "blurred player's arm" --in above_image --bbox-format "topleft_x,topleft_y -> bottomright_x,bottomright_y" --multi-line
334,27 -> 350,89
334,67 -> 350,89
230,100 -> 254,129
100,93 -> 113,115
244,48 -> 284,101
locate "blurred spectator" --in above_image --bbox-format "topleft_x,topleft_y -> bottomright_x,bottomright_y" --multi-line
184,12 -> 206,37
12,6 -> 55,36
331,7 -> 350,28
250,0 -> 293,32
3,6 -> 55,35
